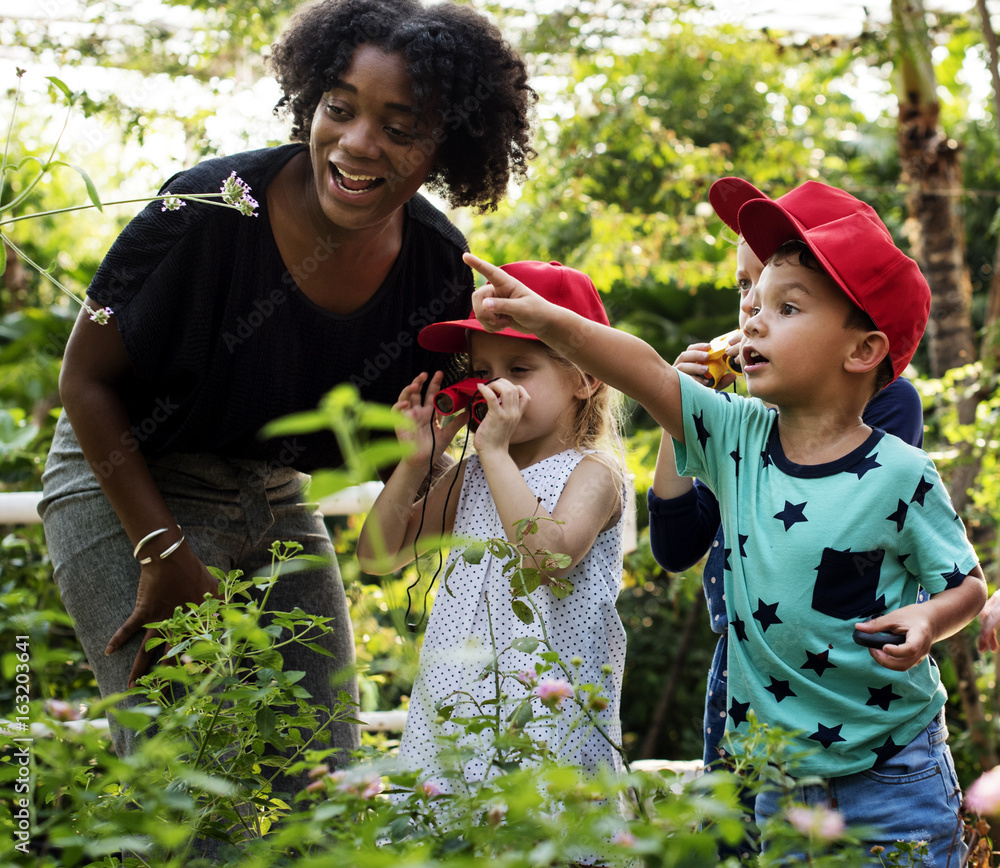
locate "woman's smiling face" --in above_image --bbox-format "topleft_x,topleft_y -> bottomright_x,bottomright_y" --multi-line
308,44 -> 439,233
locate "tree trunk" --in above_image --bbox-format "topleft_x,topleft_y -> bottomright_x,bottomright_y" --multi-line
891,0 -> 996,772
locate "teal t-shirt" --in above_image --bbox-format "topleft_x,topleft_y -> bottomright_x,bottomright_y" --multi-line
673,375 -> 979,777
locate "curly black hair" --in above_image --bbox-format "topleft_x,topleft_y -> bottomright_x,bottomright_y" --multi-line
269,0 -> 537,212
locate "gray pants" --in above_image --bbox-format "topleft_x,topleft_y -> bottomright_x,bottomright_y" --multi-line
38,413 -> 360,797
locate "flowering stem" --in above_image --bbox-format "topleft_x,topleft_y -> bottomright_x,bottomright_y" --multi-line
0,193 -> 242,227
515,546 -> 630,769
0,234 -> 100,317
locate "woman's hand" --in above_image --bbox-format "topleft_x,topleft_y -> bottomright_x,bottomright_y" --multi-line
395,371 -> 466,469
105,541 -> 219,687
472,377 -> 529,456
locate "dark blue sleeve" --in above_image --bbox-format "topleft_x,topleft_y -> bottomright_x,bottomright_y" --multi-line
863,376 -> 924,449
647,479 -> 722,572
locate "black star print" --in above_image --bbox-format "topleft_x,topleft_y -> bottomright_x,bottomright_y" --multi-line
871,735 -> 902,765
849,453 -> 882,479
942,564 -> 965,590
752,599 -> 783,632
866,684 -> 903,711
761,448 -> 772,469
911,476 -> 934,506
809,722 -> 846,749
765,677 -> 797,703
730,448 -> 741,476
724,548 -> 732,571
730,617 -> 748,642
693,411 -> 711,450
801,649 -> 837,677
728,698 -> 750,728
774,501 -> 808,531
887,499 -> 908,533
738,534 -> 748,559
899,552 -> 911,569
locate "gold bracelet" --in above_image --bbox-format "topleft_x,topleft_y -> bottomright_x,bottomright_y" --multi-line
158,530 -> 186,561
133,527 -> 169,564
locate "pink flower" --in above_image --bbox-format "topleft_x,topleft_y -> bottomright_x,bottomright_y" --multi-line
328,769 -> 384,799
786,805 -> 846,841
611,829 -> 636,847
515,667 -> 538,687
966,766 -> 1000,815
43,699 -> 81,721
419,780 -> 443,798
535,678 -> 573,708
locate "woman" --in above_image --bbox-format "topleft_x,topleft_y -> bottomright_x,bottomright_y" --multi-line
38,0 -> 535,797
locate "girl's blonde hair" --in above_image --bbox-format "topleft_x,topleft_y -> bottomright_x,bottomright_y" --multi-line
539,345 -> 628,497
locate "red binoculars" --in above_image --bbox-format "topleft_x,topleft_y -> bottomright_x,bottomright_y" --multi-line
434,377 -> 490,428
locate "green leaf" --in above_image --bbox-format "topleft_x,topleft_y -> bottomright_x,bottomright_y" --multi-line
508,701 -> 534,729
61,161 -> 103,211
45,76 -> 72,98
549,577 -> 574,600
511,569 -> 540,595
356,439 -> 411,471
511,600 -> 534,625
261,409 -> 331,438
462,540 -> 486,565
256,706 -> 277,738
511,636 -> 540,654
436,703 -> 455,721
357,403 -> 408,430
300,642 -> 337,658
0,238 -> 5,275
306,468 -> 356,500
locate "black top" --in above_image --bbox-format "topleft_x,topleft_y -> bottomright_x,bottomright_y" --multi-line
88,145 -> 474,471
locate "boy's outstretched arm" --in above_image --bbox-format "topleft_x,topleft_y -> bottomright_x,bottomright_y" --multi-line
464,252 -> 686,442
857,565 -> 987,672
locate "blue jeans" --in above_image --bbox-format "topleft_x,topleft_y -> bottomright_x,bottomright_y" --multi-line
755,711 -> 966,867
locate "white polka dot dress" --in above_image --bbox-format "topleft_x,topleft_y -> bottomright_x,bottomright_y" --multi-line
396,449 -> 626,787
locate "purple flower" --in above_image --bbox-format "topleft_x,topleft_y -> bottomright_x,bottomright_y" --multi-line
515,667 -> 538,687
88,306 -> 113,325
160,194 -> 185,212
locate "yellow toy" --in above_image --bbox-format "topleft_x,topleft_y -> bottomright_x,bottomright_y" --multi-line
705,329 -> 743,389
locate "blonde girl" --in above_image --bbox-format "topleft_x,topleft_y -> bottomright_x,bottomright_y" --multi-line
357,260 -> 627,788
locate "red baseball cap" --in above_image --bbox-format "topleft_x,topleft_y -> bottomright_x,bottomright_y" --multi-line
736,198 -> 930,382
418,260 -> 609,353
710,178 -> 892,239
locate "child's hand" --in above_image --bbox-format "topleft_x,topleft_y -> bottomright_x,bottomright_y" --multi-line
674,342 -> 713,386
855,606 -> 932,671
977,589 -> 1000,653
464,252 -> 551,337
471,377 -> 529,455
394,372 -> 466,468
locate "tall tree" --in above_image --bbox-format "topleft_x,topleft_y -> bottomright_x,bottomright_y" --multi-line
891,0 -> 997,771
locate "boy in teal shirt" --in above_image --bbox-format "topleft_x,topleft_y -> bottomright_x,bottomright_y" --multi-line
462,190 -> 985,864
